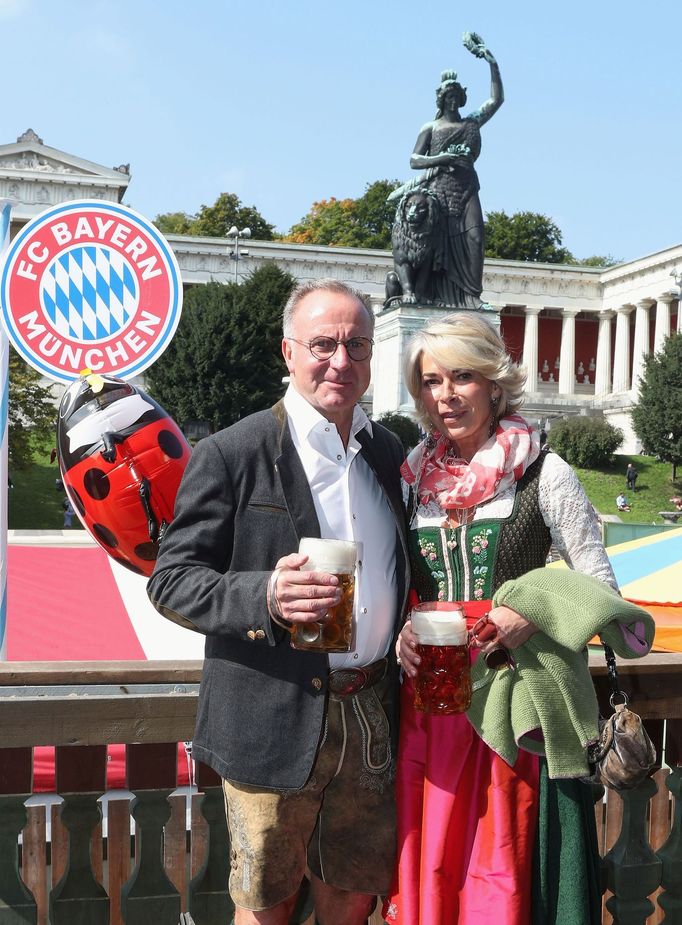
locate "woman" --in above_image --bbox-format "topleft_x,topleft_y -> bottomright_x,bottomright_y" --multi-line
391,35 -> 503,308
384,313 -> 618,925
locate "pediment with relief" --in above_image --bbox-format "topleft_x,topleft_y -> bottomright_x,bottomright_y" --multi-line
0,151 -> 84,174
0,130 -> 130,219
0,129 -> 131,182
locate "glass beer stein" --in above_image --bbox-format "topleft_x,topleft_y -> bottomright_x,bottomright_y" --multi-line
290,538 -> 357,653
411,602 -> 471,715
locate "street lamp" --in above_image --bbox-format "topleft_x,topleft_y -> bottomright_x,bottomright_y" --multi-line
227,225 -> 251,283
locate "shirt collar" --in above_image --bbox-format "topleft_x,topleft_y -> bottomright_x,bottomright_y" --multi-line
283,384 -> 372,441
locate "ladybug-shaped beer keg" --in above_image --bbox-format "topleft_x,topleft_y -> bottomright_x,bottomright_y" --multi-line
57,369 -> 191,575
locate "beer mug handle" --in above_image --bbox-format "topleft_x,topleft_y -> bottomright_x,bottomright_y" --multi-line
468,614 -> 513,670
469,613 -> 497,647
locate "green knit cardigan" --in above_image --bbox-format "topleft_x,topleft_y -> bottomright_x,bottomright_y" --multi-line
466,568 -> 655,778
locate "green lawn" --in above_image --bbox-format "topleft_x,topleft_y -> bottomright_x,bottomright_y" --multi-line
572,454 -> 681,523
7,445 -> 682,531
8,439 -> 65,530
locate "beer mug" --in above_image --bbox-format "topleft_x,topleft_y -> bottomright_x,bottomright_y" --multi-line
411,602 -> 471,715
290,538 -> 357,653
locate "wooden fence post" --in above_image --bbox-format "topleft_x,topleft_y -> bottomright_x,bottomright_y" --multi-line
603,777 -> 662,925
49,745 -> 109,925
657,719 -> 682,922
0,748 -> 36,924
121,743 -> 180,925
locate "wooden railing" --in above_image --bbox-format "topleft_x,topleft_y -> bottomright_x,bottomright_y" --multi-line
0,655 -> 680,925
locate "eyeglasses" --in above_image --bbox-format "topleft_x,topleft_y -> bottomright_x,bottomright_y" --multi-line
288,336 -> 374,362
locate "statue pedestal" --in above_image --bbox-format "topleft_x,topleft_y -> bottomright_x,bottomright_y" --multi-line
371,302 -> 501,418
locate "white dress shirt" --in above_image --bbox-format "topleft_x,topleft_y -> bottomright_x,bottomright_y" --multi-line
283,385 -> 398,668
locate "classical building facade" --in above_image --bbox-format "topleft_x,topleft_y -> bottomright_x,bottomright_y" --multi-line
1,130 -> 680,451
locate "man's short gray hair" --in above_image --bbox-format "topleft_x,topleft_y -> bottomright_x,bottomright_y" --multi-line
282,279 -> 375,337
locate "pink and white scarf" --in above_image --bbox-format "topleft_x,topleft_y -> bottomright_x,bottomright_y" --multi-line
401,414 -> 540,510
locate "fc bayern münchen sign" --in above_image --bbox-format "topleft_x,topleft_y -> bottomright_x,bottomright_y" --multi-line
0,200 -> 183,383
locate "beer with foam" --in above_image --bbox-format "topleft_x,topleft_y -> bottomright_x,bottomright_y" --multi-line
290,538 -> 356,653
412,602 -> 471,714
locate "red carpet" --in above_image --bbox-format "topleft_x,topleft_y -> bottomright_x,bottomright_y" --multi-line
7,545 -> 145,660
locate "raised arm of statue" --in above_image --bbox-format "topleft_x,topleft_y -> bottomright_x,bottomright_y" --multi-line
462,31 -> 504,125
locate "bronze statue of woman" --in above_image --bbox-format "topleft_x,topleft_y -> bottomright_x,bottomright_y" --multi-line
389,33 -> 503,308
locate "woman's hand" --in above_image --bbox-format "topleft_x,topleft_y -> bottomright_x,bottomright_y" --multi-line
396,619 -> 421,679
482,605 -> 537,653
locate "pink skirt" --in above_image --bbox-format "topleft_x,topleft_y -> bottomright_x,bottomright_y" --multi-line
384,678 -> 539,925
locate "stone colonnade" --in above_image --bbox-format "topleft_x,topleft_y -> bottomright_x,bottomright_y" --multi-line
519,295 -> 680,396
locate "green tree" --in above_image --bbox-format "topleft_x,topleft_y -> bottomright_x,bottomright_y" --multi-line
484,210 -> 574,263
353,179 -> 402,248
573,254 -> 620,268
8,348 -> 57,470
153,192 -> 275,240
547,416 -> 623,469
631,332 -> 682,479
376,412 -> 421,453
153,211 -> 194,235
191,192 -> 275,240
285,179 -> 401,249
146,264 -> 295,431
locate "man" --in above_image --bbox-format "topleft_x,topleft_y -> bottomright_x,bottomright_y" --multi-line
626,462 -> 638,492
148,279 -> 409,925
616,492 -> 630,512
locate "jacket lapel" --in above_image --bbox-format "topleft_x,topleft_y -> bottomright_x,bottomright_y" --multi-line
272,400 -> 321,542
356,427 -> 404,525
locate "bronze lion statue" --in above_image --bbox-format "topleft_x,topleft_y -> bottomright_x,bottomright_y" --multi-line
385,189 -> 441,305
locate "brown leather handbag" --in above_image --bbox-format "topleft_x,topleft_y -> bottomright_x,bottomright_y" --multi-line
586,643 -> 656,791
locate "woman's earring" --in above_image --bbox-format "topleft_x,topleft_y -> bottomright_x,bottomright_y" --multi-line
489,394 -> 500,437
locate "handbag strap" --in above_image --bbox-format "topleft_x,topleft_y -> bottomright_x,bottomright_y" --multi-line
602,640 -> 629,707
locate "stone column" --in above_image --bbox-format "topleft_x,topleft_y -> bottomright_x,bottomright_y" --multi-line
653,294 -> 673,354
521,307 -> 542,390
631,299 -> 652,394
678,299 -> 682,333
612,305 -> 633,393
558,310 -> 579,394
594,310 -> 614,397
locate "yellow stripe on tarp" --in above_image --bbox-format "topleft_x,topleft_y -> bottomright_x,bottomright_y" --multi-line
605,527 -> 682,556
620,558 -> 682,604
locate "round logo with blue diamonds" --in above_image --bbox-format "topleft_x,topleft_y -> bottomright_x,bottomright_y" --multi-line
0,200 -> 182,383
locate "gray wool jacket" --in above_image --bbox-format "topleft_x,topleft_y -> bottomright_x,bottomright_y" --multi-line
147,400 -> 410,789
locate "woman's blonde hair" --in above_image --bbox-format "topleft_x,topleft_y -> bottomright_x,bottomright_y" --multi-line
404,312 -> 527,431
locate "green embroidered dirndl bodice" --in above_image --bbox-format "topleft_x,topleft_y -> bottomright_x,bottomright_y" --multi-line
410,451 -> 551,604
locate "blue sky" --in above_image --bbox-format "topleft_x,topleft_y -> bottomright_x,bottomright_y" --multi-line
1,0 -> 680,262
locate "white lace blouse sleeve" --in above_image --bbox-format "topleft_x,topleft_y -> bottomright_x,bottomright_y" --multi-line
538,453 -> 618,590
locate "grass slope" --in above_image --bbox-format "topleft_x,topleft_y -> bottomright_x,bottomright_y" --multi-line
9,439 -> 65,530
573,454 -> 681,522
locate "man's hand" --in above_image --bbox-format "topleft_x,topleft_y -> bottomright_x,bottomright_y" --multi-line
272,553 -> 341,625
